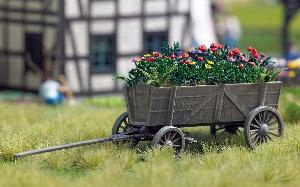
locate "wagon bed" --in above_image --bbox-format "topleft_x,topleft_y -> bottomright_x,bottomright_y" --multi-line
125,82 -> 281,127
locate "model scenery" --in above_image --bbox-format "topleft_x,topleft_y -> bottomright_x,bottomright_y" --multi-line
13,42 -> 284,158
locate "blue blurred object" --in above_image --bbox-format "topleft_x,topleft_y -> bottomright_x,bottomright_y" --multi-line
40,80 -> 64,105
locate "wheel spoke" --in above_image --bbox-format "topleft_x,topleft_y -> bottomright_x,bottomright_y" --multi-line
170,132 -> 177,140
269,119 -> 279,127
172,137 -> 181,143
266,114 -> 275,124
253,117 -> 261,127
173,144 -> 182,148
253,134 -> 260,144
268,131 -> 280,137
266,133 -> 272,141
123,119 -> 128,125
250,123 -> 260,129
166,132 -> 171,140
159,139 -> 165,144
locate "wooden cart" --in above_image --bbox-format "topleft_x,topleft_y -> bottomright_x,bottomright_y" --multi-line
14,82 -> 284,158
113,81 -> 284,151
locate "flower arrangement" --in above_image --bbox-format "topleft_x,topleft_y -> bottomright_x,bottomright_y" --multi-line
116,42 -> 280,87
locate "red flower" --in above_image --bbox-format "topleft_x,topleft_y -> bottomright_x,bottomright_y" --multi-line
181,53 -> 189,59
153,52 -> 160,57
247,46 -> 254,52
232,48 -> 240,55
170,53 -> 175,60
253,53 -> 259,59
228,52 -> 235,57
218,44 -> 224,49
147,57 -> 155,62
210,43 -> 219,49
198,57 -> 204,62
199,45 -> 206,52
238,63 -> 244,70
211,47 -> 217,53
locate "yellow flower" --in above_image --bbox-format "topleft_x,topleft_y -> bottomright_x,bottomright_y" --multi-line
208,60 -> 214,65
144,54 -> 151,58
205,64 -> 212,69
288,71 -> 296,78
189,61 -> 197,65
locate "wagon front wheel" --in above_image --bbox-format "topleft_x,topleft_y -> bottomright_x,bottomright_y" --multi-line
112,112 -> 139,146
244,106 -> 284,149
151,126 -> 185,153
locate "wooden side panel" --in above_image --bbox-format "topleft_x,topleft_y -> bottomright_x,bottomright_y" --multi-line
125,82 -> 282,127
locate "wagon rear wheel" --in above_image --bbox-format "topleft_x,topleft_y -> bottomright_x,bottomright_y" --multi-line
244,106 -> 284,149
152,126 -> 185,153
210,125 -> 242,136
112,112 -> 139,146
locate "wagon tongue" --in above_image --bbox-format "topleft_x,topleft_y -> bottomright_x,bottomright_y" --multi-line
13,133 -> 146,158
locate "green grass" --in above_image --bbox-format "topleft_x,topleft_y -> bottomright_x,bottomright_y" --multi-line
1,88 -> 300,187
231,1 -> 300,56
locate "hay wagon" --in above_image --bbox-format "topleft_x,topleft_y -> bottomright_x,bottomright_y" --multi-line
15,82 -> 284,158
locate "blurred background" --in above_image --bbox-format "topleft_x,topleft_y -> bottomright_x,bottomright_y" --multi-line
0,0 -> 300,102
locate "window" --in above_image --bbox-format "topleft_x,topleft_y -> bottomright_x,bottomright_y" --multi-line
90,35 -> 115,73
144,31 -> 168,53
24,33 -> 43,70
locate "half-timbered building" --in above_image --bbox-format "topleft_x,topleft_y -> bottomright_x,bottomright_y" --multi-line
0,0 -> 216,94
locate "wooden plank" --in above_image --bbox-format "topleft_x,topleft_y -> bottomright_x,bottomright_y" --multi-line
259,82 -> 267,106
214,84 -> 225,122
167,86 -> 177,126
181,94 -> 216,124
224,85 -> 249,117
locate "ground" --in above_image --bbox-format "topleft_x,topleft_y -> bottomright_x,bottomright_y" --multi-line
1,88 -> 300,187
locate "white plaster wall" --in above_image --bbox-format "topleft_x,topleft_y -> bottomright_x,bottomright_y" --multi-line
91,1 -> 115,17
44,27 -> 56,50
169,15 -> 186,45
117,19 -> 142,54
26,1 -> 42,10
145,17 -> 167,31
71,21 -> 88,56
8,1 -> 23,8
8,56 -> 23,87
25,25 -> 42,33
65,61 -> 81,93
79,59 -> 89,92
65,0 -> 80,18
26,72 -> 41,90
170,0 -> 190,13
116,57 -> 135,89
91,20 -> 115,34
145,0 -> 167,15
80,0 -> 89,17
91,74 -> 115,92
65,32 -> 74,57
119,0 -> 141,15
8,23 -> 23,52
26,13 -> 42,21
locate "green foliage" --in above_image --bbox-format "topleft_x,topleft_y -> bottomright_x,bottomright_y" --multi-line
116,43 -> 280,87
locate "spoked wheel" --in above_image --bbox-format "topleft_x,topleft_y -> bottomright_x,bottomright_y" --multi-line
244,106 -> 284,149
151,126 -> 185,153
210,125 -> 242,136
112,112 -> 129,135
112,112 -> 139,146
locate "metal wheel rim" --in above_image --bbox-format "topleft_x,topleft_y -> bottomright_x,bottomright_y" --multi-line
244,107 -> 284,149
112,112 -> 129,135
152,126 -> 185,153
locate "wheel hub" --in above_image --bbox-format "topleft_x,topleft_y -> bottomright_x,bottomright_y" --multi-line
260,124 -> 269,135
165,140 -> 174,147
